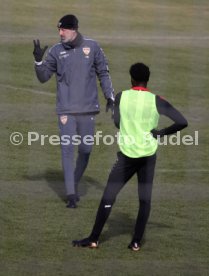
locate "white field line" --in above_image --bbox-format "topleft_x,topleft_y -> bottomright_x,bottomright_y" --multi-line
157,169 -> 208,173
0,34 -> 209,41
0,83 -> 55,97
1,34 -> 209,39
88,169 -> 208,173
98,35 -> 209,41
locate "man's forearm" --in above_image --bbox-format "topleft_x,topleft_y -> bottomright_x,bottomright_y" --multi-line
34,63 -> 53,83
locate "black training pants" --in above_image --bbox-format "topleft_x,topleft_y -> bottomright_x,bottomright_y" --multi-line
90,151 -> 157,243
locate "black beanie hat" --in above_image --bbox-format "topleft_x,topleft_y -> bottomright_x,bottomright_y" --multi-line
57,14 -> 79,30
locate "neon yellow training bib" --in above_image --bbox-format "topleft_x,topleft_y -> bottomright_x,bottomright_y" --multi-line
119,89 -> 159,158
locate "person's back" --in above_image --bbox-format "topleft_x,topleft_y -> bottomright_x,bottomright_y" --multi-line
72,62 -> 188,251
119,87 -> 159,158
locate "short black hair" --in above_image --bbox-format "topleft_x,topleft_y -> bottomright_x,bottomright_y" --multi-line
129,62 -> 150,82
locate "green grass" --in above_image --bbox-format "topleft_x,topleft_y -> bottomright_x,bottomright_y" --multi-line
0,0 -> 209,275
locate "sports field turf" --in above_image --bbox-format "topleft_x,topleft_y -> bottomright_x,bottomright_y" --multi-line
0,0 -> 209,275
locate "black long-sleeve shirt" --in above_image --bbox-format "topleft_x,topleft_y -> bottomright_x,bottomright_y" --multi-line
114,91 -> 188,137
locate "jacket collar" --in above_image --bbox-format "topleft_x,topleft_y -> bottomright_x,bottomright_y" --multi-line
62,32 -> 84,49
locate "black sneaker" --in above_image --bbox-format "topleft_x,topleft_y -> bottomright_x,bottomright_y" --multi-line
72,237 -> 98,248
66,194 -> 77,208
128,241 -> 141,251
66,199 -> 77,208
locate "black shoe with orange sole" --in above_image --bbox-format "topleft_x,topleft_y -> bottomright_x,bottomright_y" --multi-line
128,241 -> 141,251
72,237 -> 98,248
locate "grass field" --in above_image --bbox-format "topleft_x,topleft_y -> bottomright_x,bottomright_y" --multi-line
0,0 -> 209,275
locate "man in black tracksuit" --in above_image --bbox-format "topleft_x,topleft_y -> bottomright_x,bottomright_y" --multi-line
33,15 -> 114,208
72,62 -> 188,251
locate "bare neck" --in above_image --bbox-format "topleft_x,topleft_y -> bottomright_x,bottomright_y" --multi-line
131,80 -> 147,88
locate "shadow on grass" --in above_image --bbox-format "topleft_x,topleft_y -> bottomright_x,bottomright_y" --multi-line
78,175 -> 104,196
23,170 -> 65,202
101,212 -> 172,244
148,221 -> 173,229
24,170 -> 103,202
44,170 -> 65,201
101,212 -> 134,243
44,171 -> 103,200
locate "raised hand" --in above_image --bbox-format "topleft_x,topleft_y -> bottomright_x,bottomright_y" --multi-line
33,39 -> 48,62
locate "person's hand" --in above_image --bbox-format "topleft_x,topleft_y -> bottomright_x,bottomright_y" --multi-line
33,39 -> 48,62
106,98 -> 114,113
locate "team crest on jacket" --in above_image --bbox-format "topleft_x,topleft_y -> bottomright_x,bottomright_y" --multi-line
83,47 -> 91,56
60,115 -> 68,125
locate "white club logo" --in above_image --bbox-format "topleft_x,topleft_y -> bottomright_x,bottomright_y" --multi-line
60,115 -> 68,125
83,47 -> 91,56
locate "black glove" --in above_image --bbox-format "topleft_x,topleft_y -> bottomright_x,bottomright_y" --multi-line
106,98 -> 114,113
33,39 -> 48,62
